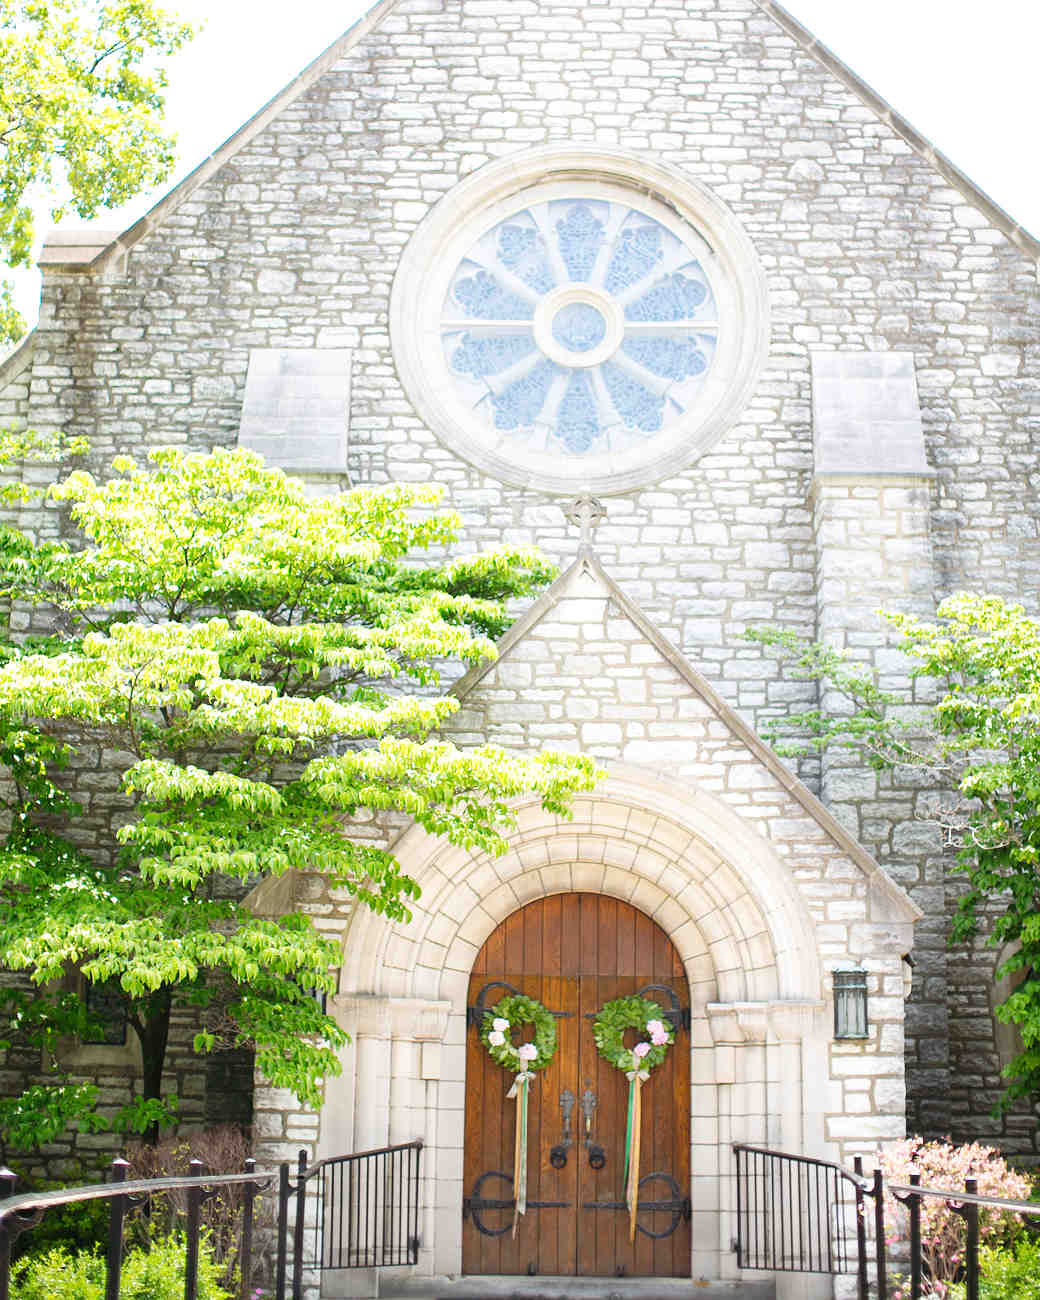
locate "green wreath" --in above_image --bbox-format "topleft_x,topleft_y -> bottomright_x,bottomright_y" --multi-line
481,993 -> 557,1074
594,996 -> 674,1075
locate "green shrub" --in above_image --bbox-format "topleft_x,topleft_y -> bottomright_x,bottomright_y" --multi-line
951,1236 -> 1040,1300
121,1235 -> 231,1300
10,1235 -> 231,1300
8,1246 -> 104,1300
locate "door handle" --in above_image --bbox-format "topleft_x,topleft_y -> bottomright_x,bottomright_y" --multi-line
580,1087 -> 606,1169
549,1088 -> 574,1169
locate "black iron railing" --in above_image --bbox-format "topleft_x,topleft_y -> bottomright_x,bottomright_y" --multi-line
277,1140 -> 422,1300
735,1142 -> 1040,1300
734,1143 -> 861,1275
0,1158 -> 269,1300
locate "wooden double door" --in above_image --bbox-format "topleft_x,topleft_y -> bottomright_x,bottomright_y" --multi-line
462,894 -> 691,1277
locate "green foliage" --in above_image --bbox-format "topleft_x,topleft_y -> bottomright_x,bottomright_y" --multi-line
11,1235 -> 230,1300
593,996 -> 674,1075
752,593 -> 1040,1112
0,1083 -> 107,1152
953,1237 -> 1040,1300
0,1 -> 195,347
112,1094 -> 179,1136
480,993 -> 557,1074
120,1234 -> 230,1300
0,447 -> 600,1148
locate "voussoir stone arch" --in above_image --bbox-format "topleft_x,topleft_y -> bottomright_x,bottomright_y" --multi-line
337,766 -> 821,1008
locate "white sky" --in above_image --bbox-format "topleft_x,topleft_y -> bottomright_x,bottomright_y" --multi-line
9,0 -> 1039,330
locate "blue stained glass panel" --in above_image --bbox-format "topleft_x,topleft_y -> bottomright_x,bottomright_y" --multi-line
498,222 -> 555,294
453,269 -> 534,320
556,203 -> 604,282
625,273 -> 707,322
621,337 -> 707,381
451,333 -> 537,378
491,359 -> 558,430
601,362 -> 664,432
604,224 -> 662,295
552,302 -> 607,353
555,373 -> 600,452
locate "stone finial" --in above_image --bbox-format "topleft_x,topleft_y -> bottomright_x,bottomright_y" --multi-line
564,496 -> 607,546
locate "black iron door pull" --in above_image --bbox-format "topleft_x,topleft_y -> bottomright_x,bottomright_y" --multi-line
583,1172 -> 688,1238
549,1088 -> 574,1169
463,1171 -> 570,1237
580,1087 -> 606,1169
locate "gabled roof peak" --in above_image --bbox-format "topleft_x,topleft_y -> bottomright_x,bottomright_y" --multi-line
37,0 -> 1039,274
455,548 -> 922,924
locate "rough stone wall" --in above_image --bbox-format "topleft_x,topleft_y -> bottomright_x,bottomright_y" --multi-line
810,472 -> 948,1133
1,0 -> 1038,1155
0,342 -> 32,428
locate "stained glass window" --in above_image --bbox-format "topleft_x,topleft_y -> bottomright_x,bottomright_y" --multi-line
442,199 -> 718,457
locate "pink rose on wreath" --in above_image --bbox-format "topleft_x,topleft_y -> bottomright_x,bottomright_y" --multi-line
487,1030 -> 506,1046
650,1030 -> 668,1046
492,1017 -> 509,1031
517,1043 -> 538,1062
646,1019 -> 665,1036
632,1042 -> 651,1060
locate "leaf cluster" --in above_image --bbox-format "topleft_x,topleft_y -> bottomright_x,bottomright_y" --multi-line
479,993 -> 557,1074
0,1 -> 194,345
592,995 -> 673,1075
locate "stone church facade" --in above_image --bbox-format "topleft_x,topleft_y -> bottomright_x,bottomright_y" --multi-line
1,0 -> 1038,1292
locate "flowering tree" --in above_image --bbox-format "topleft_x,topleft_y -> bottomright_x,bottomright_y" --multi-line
0,446 -> 599,1145
881,1138 -> 1029,1297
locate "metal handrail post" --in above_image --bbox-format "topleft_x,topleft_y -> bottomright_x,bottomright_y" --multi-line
0,1167 -> 16,1300
104,1158 -> 130,1300
872,1168 -> 887,1300
964,1177 -> 979,1300
184,1158 -> 205,1300
292,1149 -> 308,1300
275,1162 -> 290,1300
853,1156 -> 868,1300
908,1172 -> 921,1300
240,1158 -> 256,1300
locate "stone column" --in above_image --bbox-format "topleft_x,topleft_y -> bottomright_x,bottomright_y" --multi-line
320,996 -> 449,1299
810,352 -> 944,1135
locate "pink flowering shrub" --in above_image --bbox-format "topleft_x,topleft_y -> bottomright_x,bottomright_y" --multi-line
881,1138 -> 1031,1299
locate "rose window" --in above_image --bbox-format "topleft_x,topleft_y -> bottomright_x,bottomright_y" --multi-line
441,199 -> 719,458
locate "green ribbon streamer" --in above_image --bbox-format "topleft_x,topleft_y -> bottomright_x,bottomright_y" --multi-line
511,1073 -> 530,1237
624,1075 -> 635,1186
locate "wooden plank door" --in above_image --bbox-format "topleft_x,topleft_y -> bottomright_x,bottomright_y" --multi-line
462,894 -> 691,1277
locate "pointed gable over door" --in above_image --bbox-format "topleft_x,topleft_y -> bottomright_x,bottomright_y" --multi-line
445,547 -> 920,931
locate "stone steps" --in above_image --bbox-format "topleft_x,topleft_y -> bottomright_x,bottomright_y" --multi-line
373,1278 -> 775,1300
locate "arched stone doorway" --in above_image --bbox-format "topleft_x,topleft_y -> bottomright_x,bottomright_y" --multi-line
463,893 -> 691,1277
321,768 -> 866,1286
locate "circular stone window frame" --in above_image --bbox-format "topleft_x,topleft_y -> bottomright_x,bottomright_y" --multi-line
390,145 -> 771,498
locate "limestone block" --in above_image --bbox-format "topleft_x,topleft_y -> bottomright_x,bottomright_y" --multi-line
237,348 -> 350,472
811,352 -> 932,477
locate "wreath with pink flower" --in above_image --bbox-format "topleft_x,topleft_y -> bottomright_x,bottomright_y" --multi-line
481,993 -> 557,1074
593,995 -> 674,1075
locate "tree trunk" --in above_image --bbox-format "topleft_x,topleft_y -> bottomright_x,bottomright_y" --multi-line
132,987 -> 173,1144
